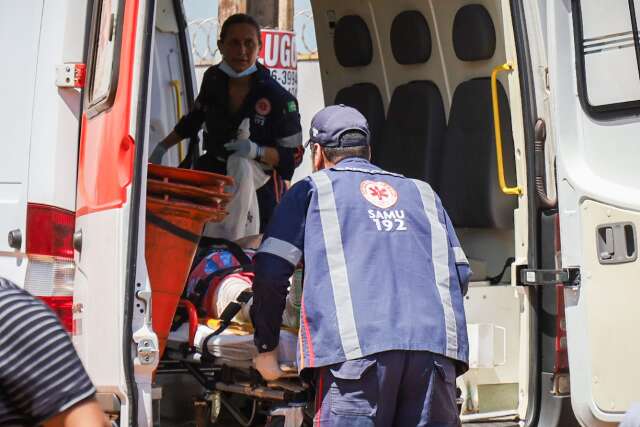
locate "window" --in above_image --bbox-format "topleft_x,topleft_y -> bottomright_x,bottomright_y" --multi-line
87,0 -> 122,114
573,0 -> 640,117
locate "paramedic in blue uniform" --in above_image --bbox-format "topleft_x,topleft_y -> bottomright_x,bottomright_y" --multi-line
250,105 -> 472,426
151,13 -> 303,229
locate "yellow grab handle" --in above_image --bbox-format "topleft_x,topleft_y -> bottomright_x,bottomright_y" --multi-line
170,80 -> 185,161
491,64 -> 522,196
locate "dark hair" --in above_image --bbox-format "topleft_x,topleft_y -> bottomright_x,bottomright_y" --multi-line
321,145 -> 371,163
219,14 -> 262,43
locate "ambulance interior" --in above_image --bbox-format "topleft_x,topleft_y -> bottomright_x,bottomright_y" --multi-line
144,0 -> 534,424
309,0 -> 532,421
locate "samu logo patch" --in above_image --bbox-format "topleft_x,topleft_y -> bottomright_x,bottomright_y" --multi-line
360,180 -> 398,209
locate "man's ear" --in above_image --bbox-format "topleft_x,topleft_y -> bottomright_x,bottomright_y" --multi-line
312,144 -> 324,171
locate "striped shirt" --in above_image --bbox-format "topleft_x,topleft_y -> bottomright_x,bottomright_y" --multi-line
0,278 -> 96,426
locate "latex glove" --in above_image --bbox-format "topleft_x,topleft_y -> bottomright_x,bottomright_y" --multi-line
149,143 -> 168,163
253,348 -> 284,381
224,138 -> 260,160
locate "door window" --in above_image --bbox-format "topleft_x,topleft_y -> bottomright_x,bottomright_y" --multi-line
573,0 -> 640,116
87,0 -> 122,113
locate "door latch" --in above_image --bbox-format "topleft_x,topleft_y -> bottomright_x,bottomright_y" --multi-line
520,268 -> 580,287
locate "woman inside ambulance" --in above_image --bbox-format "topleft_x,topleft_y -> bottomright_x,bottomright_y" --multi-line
151,13 -> 303,229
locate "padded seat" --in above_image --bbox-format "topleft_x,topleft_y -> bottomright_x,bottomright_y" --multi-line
440,79 -> 516,229
335,83 -> 385,163
439,4 -> 517,229
377,81 -> 445,189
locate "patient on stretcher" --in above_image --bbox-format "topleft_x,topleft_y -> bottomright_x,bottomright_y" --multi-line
170,234 -> 301,368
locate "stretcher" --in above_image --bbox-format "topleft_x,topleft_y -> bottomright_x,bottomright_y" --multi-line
162,296 -> 312,426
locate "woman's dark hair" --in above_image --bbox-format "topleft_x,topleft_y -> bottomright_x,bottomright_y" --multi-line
219,13 -> 262,43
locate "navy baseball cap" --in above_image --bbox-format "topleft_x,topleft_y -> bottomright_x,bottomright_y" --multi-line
305,105 -> 370,148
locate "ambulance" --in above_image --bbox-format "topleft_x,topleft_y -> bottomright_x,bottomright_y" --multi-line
1,0 -> 638,426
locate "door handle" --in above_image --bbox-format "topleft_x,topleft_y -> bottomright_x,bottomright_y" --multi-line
597,223 -> 637,264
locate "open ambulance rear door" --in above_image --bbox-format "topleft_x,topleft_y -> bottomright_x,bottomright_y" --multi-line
549,1 -> 640,425
73,0 -> 157,425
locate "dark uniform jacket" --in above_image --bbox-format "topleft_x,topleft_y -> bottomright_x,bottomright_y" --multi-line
174,62 -> 303,227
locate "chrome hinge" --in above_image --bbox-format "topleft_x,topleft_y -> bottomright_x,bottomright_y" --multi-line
519,268 -> 580,286
133,287 -> 158,366
137,339 -> 158,365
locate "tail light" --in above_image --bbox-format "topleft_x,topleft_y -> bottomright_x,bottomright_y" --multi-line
24,203 -> 76,332
40,296 -> 74,332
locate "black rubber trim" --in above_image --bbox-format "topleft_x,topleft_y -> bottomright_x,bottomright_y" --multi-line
146,211 -> 200,243
510,1 -> 542,425
173,0 -> 200,169
124,0 -> 156,424
628,0 -> 640,80
572,0 -> 640,119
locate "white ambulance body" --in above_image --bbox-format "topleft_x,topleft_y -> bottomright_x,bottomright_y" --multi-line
0,1 -> 638,426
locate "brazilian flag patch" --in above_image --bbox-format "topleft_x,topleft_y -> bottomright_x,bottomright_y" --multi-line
287,101 -> 297,113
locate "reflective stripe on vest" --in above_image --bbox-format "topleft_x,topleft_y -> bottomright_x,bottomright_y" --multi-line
412,179 -> 459,359
258,237 -> 302,266
311,171 -> 363,360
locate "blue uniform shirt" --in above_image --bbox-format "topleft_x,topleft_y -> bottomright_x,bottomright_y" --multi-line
251,157 -> 472,375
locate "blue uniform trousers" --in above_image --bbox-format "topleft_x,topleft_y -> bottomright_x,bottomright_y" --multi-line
313,350 -> 460,427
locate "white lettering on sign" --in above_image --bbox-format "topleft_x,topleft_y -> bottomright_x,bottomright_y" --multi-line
280,33 -> 291,67
263,34 -> 279,67
259,29 -> 298,96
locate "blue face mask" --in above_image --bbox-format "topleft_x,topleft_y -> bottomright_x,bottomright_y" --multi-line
218,60 -> 258,78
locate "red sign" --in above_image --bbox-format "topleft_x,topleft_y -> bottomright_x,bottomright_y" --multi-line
259,29 -> 297,96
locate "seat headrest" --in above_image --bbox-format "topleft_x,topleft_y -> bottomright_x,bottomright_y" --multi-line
334,15 -> 373,67
390,11 -> 432,65
453,4 -> 496,61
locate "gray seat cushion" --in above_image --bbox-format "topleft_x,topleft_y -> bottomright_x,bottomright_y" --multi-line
333,15 -> 373,67
390,10 -> 431,65
439,79 -> 517,229
452,4 -> 496,61
335,83 -> 385,163
378,81 -> 445,189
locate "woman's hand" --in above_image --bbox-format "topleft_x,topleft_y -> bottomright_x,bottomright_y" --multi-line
150,131 -> 183,163
224,138 -> 260,159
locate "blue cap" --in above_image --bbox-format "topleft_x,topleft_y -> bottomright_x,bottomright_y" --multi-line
305,105 -> 370,148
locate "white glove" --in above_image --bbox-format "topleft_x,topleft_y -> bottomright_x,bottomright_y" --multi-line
149,143 -> 168,163
253,348 -> 284,381
224,138 -> 261,160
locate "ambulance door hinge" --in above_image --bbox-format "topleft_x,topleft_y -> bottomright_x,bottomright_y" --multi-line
519,268 -> 580,287
137,339 -> 158,365
55,63 -> 86,88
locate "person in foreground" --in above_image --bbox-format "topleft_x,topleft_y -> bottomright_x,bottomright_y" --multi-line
0,278 -> 108,427
250,105 -> 472,426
